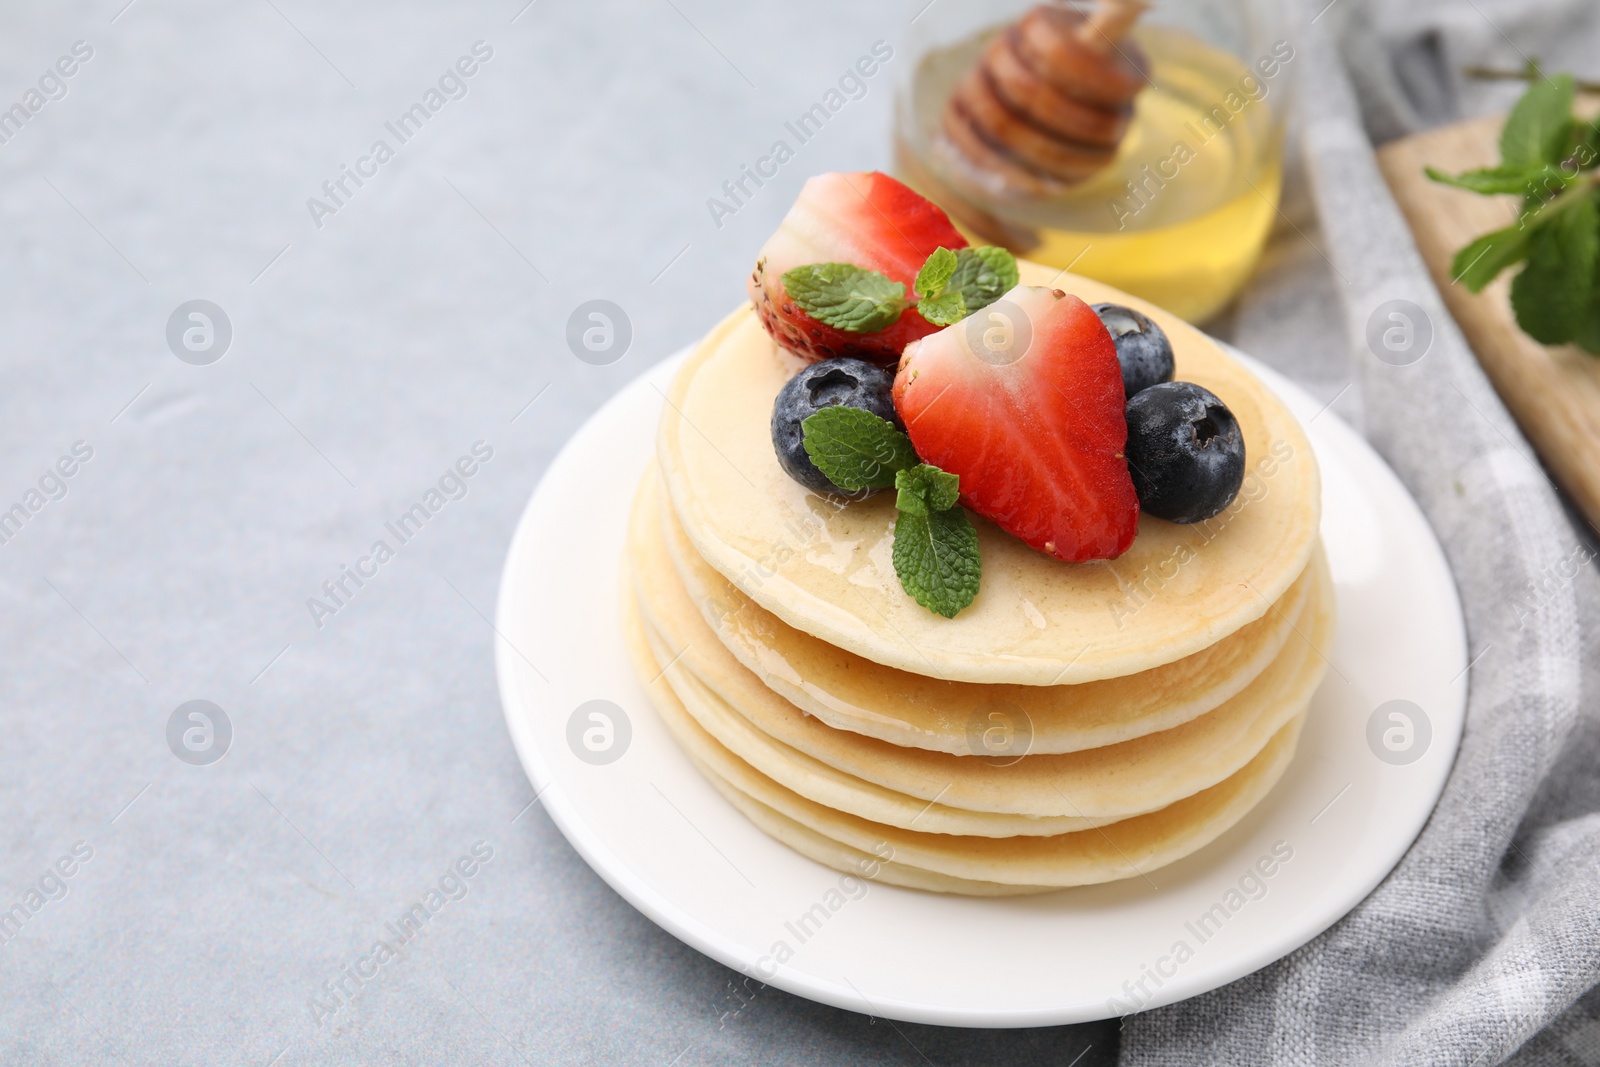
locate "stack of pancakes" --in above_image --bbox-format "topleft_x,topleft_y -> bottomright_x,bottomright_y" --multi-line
624,266 -> 1329,895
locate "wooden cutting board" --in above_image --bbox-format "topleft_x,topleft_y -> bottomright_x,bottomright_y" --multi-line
1376,114 -> 1600,535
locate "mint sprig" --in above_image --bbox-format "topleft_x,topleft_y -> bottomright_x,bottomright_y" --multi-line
1426,69 -> 1600,353
782,264 -> 910,333
780,246 -> 1020,334
911,246 -> 1019,327
800,405 -> 919,491
894,463 -> 960,515
946,246 -> 1019,312
800,409 -> 981,617
891,466 -> 980,618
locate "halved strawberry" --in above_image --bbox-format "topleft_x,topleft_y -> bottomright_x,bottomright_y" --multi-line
893,285 -> 1139,561
748,171 -> 969,366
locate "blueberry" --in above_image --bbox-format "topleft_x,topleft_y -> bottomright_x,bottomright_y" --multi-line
1124,381 -> 1245,524
1093,303 -> 1174,398
771,357 -> 900,494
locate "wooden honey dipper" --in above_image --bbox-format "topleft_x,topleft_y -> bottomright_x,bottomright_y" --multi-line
942,0 -> 1150,196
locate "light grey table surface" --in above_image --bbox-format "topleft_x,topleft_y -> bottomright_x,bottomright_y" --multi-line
0,0 -> 1118,1062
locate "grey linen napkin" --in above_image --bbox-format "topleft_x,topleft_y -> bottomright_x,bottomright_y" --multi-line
1120,4 -> 1600,1064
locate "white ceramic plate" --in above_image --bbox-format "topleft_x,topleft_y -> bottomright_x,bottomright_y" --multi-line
495,344 -> 1466,1028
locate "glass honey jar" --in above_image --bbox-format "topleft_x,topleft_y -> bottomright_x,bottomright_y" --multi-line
894,0 -> 1291,322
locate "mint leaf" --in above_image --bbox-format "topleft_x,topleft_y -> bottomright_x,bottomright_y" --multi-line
895,464 -> 961,515
947,246 -> 1019,314
892,501 -> 980,618
1427,70 -> 1600,357
1574,292 -> 1600,354
917,290 -> 966,327
1426,163 -> 1565,197
1511,192 -> 1598,344
1576,215 -> 1600,354
1500,73 -> 1575,167
801,406 -> 919,491
892,464 -> 979,617
782,263 -> 910,333
910,246 -> 1012,326
914,247 -> 959,299
1579,116 -> 1600,165
1451,225 -> 1534,291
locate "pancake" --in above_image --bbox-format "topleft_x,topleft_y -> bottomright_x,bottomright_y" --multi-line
646,468 -> 1312,754
628,581 -> 1109,838
696,766 -> 1057,896
703,711 -> 1307,888
636,540 -> 1331,818
628,472 -> 1333,817
656,261 -> 1321,685
624,585 -> 1310,888
625,569 -> 1058,886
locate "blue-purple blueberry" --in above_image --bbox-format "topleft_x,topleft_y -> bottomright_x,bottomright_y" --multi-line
1124,381 -> 1244,523
1093,303 -> 1174,398
771,357 -> 899,494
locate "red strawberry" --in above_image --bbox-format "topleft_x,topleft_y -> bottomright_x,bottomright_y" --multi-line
893,286 -> 1139,561
748,171 -> 969,366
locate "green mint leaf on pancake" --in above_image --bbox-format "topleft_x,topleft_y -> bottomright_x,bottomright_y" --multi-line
1511,192 -> 1598,345
893,509 -> 980,618
801,406 -> 920,491
782,263 -> 909,333
892,466 -> 980,619
1499,72 -> 1575,167
912,248 -> 971,326
906,246 -> 1016,327
894,463 -> 961,515
917,290 -> 967,327
914,247 -> 960,299
947,246 -> 1019,315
